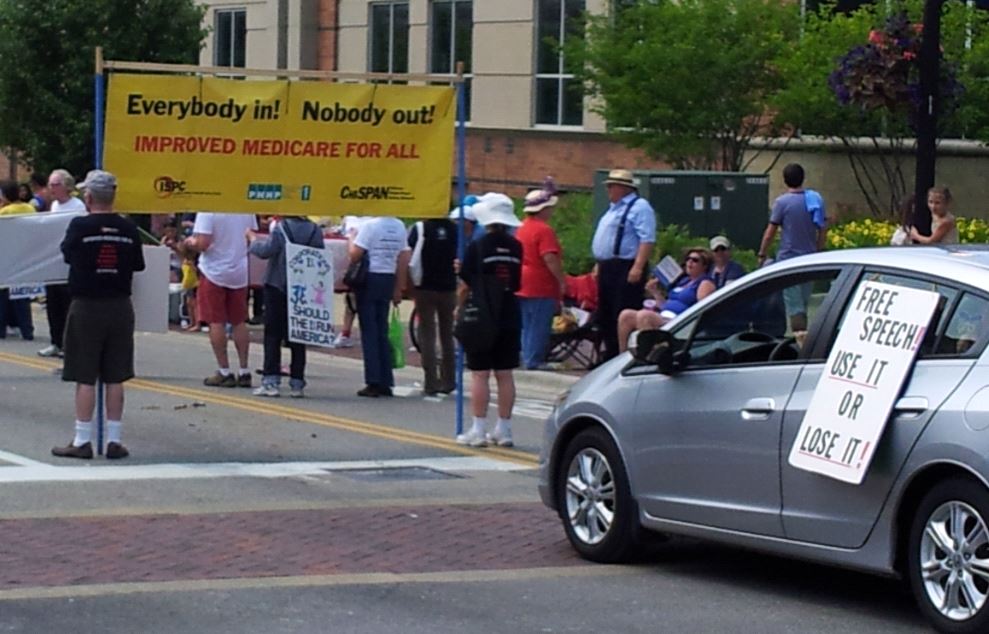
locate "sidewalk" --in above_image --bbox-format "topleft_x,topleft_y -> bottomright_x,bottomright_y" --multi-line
159,307 -> 586,400
240,322 -> 583,399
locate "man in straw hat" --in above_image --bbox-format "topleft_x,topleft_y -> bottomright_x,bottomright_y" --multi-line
591,168 -> 656,361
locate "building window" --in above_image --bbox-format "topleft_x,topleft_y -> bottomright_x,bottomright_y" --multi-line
214,9 -> 246,67
431,0 -> 472,119
536,0 -> 585,126
370,2 -> 409,74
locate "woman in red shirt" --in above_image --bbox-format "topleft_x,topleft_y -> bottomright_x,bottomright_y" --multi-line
516,179 -> 566,370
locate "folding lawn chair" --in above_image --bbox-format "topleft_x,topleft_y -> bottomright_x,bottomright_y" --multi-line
545,307 -> 603,370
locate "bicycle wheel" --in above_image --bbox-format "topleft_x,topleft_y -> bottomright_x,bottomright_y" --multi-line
408,306 -> 420,353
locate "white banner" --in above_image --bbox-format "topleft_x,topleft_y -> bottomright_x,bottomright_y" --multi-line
285,242 -> 335,347
133,245 -> 170,333
0,211 -> 85,286
788,280 -> 940,484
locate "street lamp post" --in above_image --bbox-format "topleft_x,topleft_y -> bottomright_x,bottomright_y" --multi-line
913,0 -> 946,236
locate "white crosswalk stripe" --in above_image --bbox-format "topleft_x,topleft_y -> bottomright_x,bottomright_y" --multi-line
0,455 -> 532,484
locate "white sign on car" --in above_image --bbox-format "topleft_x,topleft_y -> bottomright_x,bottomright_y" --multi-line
787,280 -> 940,485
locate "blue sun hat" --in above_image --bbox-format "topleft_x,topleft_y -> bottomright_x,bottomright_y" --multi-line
448,195 -> 479,222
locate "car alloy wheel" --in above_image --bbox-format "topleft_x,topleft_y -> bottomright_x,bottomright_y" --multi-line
565,446 -> 615,546
920,500 -> 989,622
908,478 -> 989,633
555,427 -> 650,563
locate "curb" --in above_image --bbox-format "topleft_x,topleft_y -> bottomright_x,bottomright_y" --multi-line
318,352 -> 580,400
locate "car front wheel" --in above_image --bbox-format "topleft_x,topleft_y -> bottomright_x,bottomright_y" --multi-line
908,478 -> 989,633
556,427 -> 644,563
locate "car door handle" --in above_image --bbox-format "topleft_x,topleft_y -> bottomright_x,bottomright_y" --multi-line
894,396 -> 929,419
741,397 -> 776,421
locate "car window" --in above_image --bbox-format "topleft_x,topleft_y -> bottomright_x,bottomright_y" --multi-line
677,269 -> 842,369
934,293 -> 989,356
843,272 -> 959,358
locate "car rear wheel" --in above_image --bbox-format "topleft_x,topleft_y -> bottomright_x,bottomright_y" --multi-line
556,427 -> 644,563
908,478 -> 989,633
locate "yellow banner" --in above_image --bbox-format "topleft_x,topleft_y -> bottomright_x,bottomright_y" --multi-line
103,74 -> 456,217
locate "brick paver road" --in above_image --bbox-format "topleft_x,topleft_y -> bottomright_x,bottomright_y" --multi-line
0,503 -> 585,589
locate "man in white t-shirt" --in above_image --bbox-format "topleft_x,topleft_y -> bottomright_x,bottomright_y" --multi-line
37,168 -> 88,359
349,216 -> 410,397
182,212 -> 258,388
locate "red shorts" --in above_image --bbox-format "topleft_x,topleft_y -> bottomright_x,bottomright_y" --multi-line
197,275 -> 248,325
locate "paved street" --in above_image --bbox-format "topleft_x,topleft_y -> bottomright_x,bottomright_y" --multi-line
0,311 -> 933,633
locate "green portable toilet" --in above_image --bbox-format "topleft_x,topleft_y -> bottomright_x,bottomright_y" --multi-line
592,170 -> 769,251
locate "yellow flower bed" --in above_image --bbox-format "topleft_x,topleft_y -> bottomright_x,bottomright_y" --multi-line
827,217 -> 989,248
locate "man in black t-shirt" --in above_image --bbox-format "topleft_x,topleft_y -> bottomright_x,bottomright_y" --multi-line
51,170 -> 145,460
408,216 -> 458,395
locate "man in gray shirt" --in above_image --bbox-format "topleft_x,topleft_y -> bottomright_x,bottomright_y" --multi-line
757,163 -> 828,331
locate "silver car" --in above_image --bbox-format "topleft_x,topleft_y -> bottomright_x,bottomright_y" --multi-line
539,246 -> 989,634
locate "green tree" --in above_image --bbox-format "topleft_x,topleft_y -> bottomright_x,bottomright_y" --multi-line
0,0 -> 207,176
568,0 -> 799,171
772,0 -> 988,218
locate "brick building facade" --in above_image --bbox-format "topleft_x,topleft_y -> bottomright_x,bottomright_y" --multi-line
198,0 -> 667,198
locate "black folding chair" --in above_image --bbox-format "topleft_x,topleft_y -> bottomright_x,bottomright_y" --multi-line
546,310 -> 603,370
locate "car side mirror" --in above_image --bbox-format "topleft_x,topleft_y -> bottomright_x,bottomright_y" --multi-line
629,329 -> 677,374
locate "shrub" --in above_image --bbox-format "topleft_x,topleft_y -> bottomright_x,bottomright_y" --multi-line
549,193 -> 597,274
826,217 -> 896,249
956,217 -> 989,243
547,194 -> 760,276
826,216 -> 989,248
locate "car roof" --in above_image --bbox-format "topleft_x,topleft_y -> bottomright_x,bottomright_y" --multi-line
763,245 -> 989,289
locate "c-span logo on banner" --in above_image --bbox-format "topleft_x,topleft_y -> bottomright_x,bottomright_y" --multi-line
247,184 -> 283,201
339,185 -> 414,201
154,176 -> 187,198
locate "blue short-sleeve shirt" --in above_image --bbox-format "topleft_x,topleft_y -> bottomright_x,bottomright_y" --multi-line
591,193 -> 657,261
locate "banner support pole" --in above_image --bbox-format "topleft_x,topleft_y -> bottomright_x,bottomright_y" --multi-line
94,46 -> 106,456
454,61 -> 467,438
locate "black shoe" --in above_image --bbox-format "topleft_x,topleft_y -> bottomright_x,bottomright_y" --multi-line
357,385 -> 379,398
51,441 -> 93,459
377,386 -> 393,397
106,442 -> 129,460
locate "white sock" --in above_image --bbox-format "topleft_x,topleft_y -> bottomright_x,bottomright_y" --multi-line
218,368 -> 231,376
471,417 -> 487,435
239,367 -> 250,376
495,418 -> 512,435
73,420 -> 92,447
107,420 -> 122,444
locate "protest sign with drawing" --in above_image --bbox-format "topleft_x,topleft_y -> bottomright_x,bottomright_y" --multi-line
787,280 -> 940,484
285,242 -> 335,347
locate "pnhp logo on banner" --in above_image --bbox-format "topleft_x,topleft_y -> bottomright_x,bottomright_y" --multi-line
285,241 -> 335,348
103,74 -> 455,217
787,280 -> 939,485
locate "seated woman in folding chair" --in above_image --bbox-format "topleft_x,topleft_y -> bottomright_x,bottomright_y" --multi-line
617,248 -> 716,354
